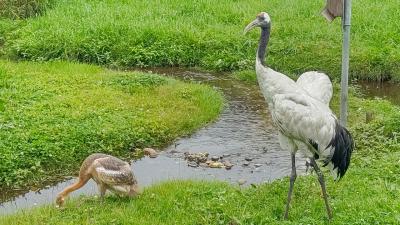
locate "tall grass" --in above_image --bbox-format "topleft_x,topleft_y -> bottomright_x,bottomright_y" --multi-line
0,19 -> 19,47
0,0 -> 53,19
4,0 -> 400,81
0,60 -> 223,190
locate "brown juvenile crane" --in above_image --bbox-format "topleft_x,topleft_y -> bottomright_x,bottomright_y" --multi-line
56,153 -> 140,206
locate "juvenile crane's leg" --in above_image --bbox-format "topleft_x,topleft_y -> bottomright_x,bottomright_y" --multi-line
310,157 -> 333,219
284,153 -> 297,219
97,183 -> 107,201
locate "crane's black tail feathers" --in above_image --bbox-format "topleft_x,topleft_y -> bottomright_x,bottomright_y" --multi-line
326,122 -> 354,180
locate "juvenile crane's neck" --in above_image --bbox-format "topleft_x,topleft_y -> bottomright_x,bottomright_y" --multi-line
257,24 -> 271,66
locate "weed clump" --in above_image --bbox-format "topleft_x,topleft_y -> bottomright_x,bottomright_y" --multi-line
0,0 -> 54,19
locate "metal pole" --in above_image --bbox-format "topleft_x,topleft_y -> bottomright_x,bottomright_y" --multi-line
340,0 -> 352,127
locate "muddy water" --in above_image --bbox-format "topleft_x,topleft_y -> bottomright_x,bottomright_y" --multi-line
2,69 -> 308,214
356,81 -> 400,105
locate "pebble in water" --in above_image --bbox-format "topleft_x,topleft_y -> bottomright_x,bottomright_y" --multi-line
144,148 -> 159,158
188,162 -> 199,168
209,162 -> 224,168
223,161 -> 233,170
211,156 -> 219,162
238,179 -> 247,186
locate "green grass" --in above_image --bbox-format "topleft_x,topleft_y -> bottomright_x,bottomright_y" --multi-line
0,60 -> 223,191
231,70 -> 258,84
1,74 -> 399,224
0,19 -> 20,48
0,0 -> 54,19
2,0 -> 399,81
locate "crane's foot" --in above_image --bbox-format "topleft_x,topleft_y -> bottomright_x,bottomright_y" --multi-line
305,160 -> 314,174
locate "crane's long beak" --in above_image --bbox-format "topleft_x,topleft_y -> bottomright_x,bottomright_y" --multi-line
244,19 -> 259,34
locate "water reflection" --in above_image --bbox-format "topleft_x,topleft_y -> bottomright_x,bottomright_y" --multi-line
356,80 -> 400,105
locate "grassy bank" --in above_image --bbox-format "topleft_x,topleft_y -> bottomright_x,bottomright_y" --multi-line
1,80 -> 399,224
1,0 -> 399,81
0,60 -> 223,191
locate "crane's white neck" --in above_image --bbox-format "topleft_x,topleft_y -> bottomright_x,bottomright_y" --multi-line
257,25 -> 271,66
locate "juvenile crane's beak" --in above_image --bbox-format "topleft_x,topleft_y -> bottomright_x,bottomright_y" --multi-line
244,19 -> 259,34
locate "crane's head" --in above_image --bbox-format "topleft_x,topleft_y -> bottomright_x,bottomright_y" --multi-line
128,183 -> 142,197
244,12 -> 271,34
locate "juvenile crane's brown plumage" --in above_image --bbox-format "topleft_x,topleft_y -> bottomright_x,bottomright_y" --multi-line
56,153 -> 140,206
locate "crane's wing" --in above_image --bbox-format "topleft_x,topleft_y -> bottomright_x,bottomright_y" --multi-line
296,71 -> 333,105
272,93 -> 354,180
271,93 -> 336,156
94,157 -> 136,185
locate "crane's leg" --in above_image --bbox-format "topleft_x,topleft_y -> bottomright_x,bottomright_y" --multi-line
97,183 -> 107,201
310,157 -> 333,219
284,152 -> 297,219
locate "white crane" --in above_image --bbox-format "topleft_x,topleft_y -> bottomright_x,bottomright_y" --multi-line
244,12 -> 354,219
